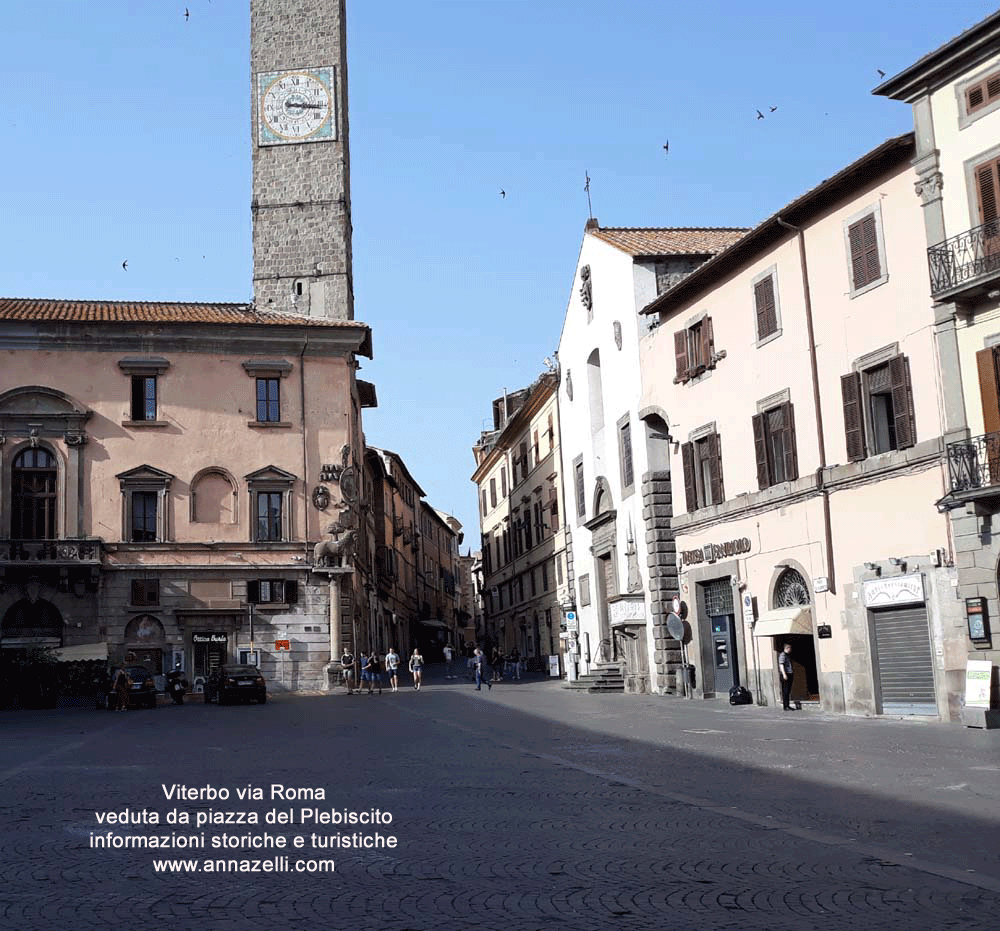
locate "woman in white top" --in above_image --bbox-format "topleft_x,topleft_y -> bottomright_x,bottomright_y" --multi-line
408,649 -> 424,691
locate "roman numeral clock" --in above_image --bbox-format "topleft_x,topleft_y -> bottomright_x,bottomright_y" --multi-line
257,67 -> 336,145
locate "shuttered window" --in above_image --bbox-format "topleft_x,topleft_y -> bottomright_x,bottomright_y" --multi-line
966,70 -> 1000,114
619,418 -> 634,490
681,432 -> 725,511
574,460 -> 585,518
847,214 -> 881,291
754,275 -> 778,340
840,354 -> 915,460
673,317 -> 715,383
975,157 -> 1000,228
751,402 -> 798,489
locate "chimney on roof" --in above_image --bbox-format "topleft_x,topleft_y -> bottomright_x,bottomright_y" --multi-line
585,217 -> 600,231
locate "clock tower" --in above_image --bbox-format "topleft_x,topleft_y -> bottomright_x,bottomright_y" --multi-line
251,0 -> 354,320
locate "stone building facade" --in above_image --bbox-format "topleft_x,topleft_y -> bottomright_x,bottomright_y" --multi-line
875,10 -> 1000,724
555,224 -> 746,692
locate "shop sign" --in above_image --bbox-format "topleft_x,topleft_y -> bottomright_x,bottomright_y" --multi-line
964,660 -> 993,710
680,537 -> 751,566
741,592 -> 755,628
862,573 -> 924,608
275,640 -> 291,651
192,633 -> 227,644
609,597 -> 645,625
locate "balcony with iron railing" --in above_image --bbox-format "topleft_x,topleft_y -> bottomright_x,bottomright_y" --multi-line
944,432 -> 1000,507
928,220 -> 1000,301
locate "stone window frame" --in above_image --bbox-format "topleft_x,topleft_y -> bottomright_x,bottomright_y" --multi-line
242,360 -> 293,429
842,201 -> 889,299
963,140 -> 1000,232
118,357 -> 170,428
957,65 -> 1000,131
117,465 -> 174,543
245,466 -> 297,544
751,264 -> 783,347
617,412 -> 635,499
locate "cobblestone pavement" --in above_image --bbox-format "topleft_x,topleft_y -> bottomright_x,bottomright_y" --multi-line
1,674 -> 999,931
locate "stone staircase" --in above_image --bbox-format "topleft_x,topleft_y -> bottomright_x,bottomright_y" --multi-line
563,663 -> 625,693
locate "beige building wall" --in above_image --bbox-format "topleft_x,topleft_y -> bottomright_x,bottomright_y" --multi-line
639,138 -> 961,719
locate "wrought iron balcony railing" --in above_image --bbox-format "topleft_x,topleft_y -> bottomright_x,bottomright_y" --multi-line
946,432 -> 1000,495
928,220 -> 1000,297
0,539 -> 103,565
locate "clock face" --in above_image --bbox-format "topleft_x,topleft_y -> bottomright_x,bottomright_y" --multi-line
257,67 -> 335,146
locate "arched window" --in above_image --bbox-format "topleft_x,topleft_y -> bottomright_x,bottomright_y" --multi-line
12,447 -> 57,540
774,567 -> 811,606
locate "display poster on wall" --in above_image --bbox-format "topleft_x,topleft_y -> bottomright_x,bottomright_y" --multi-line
964,659 -> 993,710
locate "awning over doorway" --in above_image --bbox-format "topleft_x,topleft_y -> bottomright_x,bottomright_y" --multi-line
752,606 -> 813,637
49,642 -> 110,661
419,620 -> 449,630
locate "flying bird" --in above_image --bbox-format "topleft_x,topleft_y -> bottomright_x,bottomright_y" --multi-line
122,260 -> 128,271
500,189 -> 505,199
769,106 -> 778,112
185,7 -> 190,20
663,141 -> 669,154
877,69 -> 886,78
756,109 -> 764,120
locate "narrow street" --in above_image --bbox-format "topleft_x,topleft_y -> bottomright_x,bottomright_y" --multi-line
2,676 -> 998,930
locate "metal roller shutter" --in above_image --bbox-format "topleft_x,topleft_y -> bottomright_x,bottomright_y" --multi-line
871,605 -> 936,715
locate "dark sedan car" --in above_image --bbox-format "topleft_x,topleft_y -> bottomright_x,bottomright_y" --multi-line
204,665 -> 267,705
123,665 -> 157,709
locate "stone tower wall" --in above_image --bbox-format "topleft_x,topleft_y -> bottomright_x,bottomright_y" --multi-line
251,0 -> 354,320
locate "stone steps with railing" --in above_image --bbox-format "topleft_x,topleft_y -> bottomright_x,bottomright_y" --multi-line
563,662 -> 625,693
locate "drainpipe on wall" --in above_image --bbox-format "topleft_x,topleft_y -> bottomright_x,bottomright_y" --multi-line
776,216 -> 836,594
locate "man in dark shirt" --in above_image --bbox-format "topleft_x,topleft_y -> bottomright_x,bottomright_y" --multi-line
341,646 -> 356,695
779,643 -> 795,711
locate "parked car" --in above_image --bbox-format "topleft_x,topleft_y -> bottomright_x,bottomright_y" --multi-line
124,665 -> 158,709
204,665 -> 267,705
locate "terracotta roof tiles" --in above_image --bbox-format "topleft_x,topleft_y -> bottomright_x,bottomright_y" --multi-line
0,297 -> 367,329
589,227 -> 748,257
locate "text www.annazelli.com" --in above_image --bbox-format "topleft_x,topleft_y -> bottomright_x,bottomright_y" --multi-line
153,857 -> 335,873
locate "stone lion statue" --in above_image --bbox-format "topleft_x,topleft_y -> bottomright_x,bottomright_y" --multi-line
313,525 -> 357,567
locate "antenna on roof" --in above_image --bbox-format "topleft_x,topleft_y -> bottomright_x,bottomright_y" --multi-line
584,171 -> 593,221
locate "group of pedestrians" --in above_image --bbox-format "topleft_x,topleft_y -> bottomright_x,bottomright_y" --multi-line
340,646 -> 424,694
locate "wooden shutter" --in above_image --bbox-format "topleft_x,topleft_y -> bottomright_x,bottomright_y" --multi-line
889,354 -> 916,449
751,413 -> 769,489
976,158 -> 1000,227
848,215 -> 880,290
967,71 -> 1000,113
701,316 -> 714,367
681,442 -> 697,512
841,372 -> 867,461
707,432 -> 725,504
754,276 -> 776,339
977,347 -> 1000,436
782,401 -> 799,481
674,329 -> 689,381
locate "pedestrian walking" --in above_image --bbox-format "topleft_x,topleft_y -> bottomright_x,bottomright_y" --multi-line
511,648 -> 521,680
368,652 -> 383,695
491,647 -> 503,683
444,643 -> 454,679
111,661 -> 131,712
341,646 -> 356,695
779,643 -> 796,711
409,649 -> 424,690
360,652 -> 371,693
473,648 -> 491,691
385,647 -> 400,692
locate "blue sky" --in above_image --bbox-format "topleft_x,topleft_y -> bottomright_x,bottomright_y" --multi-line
1,1 -> 996,544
